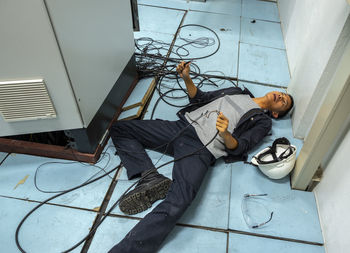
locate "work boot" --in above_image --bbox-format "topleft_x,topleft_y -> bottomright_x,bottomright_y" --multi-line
119,169 -> 172,215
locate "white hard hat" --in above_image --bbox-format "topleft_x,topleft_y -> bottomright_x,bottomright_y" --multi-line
251,138 -> 297,179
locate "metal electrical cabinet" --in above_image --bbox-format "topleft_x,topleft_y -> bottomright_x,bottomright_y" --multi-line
0,0 -> 137,160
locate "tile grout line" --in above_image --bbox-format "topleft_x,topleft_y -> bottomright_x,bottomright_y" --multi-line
0,194 -> 323,247
241,14 -> 281,24
134,68 -> 287,89
238,78 -> 288,89
0,152 -> 11,166
80,163 -> 124,252
313,192 -> 327,248
75,209 -> 323,247
176,222 -> 324,247
140,9 -> 189,119
243,17 -> 281,24
226,164 -> 234,252
0,194 -> 102,214
240,41 -> 286,51
138,3 -> 281,24
227,228 -> 324,247
241,41 -> 286,51
236,0 -> 243,85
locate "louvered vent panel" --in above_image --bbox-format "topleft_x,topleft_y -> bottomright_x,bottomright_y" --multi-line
0,79 -> 56,122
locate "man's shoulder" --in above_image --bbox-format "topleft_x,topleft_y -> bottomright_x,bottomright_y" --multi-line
219,86 -> 255,97
240,108 -> 272,127
214,86 -> 244,96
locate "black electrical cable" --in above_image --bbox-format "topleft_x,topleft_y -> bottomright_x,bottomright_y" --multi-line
134,24 -> 221,79
135,24 -> 239,118
134,23 -> 222,75
151,71 -> 231,115
34,151 -> 112,194
150,88 -> 188,120
15,163 -> 122,253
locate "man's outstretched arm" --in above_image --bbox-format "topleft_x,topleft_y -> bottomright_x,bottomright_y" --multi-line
176,61 -> 197,99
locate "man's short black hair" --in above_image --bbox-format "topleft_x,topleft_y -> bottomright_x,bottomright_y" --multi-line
278,94 -> 294,118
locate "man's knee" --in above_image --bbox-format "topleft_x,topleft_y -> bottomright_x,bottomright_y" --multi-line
111,121 -> 131,138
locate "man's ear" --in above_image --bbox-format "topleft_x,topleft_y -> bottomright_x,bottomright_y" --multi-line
271,111 -> 279,118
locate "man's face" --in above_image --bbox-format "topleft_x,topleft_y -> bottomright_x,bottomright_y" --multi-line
265,91 -> 292,118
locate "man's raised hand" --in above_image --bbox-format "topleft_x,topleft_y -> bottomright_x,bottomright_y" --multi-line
216,112 -> 229,137
176,61 -> 191,79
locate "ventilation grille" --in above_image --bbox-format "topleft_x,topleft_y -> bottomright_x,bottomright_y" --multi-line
0,79 -> 56,122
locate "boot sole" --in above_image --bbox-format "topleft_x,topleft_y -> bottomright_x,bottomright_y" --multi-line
119,178 -> 172,215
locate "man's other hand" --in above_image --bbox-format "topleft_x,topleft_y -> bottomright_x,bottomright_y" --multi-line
176,61 -> 191,79
216,112 -> 230,137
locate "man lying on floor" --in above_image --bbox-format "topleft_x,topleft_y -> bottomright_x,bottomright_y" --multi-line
109,61 -> 294,253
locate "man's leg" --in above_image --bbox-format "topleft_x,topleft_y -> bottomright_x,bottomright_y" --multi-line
110,119 -> 189,214
110,119 -> 182,179
109,128 -> 214,253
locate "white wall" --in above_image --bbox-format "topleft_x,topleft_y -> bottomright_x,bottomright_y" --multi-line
279,2 -> 350,251
314,128 -> 350,253
278,0 -> 350,138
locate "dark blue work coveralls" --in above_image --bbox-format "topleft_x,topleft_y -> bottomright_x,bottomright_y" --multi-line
109,87 -> 272,253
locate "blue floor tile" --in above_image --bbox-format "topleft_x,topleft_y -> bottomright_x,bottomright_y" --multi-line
138,5 -> 185,34
241,17 -> 285,49
0,150 -> 117,210
88,215 -> 138,253
183,10 -> 240,38
122,78 -> 154,108
175,25 -> 239,77
229,162 -> 323,244
90,214 -> 227,253
238,43 -> 290,86
242,0 -> 280,22
179,159 -> 231,229
159,225 -> 227,253
190,0 -> 241,16
229,233 -> 325,253
0,196 -> 96,253
0,152 -> 7,162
